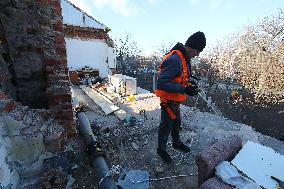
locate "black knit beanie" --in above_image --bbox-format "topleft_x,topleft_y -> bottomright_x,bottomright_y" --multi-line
185,31 -> 206,52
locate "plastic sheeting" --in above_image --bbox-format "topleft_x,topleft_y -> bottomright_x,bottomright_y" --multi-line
215,161 -> 261,189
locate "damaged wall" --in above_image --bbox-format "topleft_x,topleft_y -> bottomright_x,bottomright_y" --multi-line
0,0 -> 76,136
62,0 -> 116,78
0,91 -> 66,188
65,38 -> 116,78
0,0 -> 48,108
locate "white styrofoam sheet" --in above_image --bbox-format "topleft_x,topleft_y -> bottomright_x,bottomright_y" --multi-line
231,141 -> 284,189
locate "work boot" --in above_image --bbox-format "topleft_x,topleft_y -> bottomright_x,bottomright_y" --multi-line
173,143 -> 191,153
157,148 -> 172,164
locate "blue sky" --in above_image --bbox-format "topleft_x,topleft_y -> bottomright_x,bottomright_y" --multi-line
68,0 -> 284,55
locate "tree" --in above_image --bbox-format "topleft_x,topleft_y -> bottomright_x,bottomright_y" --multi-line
204,9 -> 284,104
114,33 -> 141,73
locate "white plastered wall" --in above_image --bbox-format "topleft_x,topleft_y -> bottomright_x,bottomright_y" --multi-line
65,38 -> 116,78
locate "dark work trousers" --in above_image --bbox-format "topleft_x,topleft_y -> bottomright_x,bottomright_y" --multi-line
158,101 -> 182,150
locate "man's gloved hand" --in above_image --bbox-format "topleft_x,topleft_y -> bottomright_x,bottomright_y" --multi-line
189,80 -> 197,87
184,85 -> 199,96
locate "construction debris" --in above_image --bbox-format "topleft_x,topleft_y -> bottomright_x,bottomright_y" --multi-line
80,85 -> 119,115
110,74 -> 137,96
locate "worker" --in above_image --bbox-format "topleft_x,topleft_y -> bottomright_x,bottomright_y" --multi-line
155,31 -> 206,163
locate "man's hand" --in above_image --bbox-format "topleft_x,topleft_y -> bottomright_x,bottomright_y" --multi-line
189,80 -> 197,87
184,85 -> 199,96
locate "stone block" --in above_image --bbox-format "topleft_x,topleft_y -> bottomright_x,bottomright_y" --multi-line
199,176 -> 232,189
1,117 -> 25,136
7,134 -> 45,165
196,135 -> 242,186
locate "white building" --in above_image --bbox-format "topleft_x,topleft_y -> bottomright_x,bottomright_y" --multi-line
61,0 -> 116,78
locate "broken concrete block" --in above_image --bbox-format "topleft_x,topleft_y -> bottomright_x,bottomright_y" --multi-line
7,134 -> 45,165
1,116 -> 25,137
0,99 -> 16,113
0,159 -> 19,189
196,135 -> 242,186
0,147 -> 6,166
0,162 -> 10,188
131,142 -> 139,151
10,169 -> 20,189
114,109 -> 127,121
199,176 -> 232,189
154,166 -> 164,174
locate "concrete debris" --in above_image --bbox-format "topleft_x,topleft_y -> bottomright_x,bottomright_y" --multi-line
65,174 -> 76,189
8,134 -> 45,165
114,109 -> 127,121
80,85 -> 119,115
71,164 -> 79,170
154,166 -> 164,174
143,138 -> 149,145
131,142 -> 140,151
196,135 -> 242,186
1,116 -> 25,136
110,74 -> 137,96
0,162 -> 11,188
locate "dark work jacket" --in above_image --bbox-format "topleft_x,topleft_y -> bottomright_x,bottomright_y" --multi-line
156,43 -> 191,93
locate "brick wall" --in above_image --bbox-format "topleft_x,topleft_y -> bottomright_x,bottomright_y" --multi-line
0,0 -> 76,137
64,24 -> 114,47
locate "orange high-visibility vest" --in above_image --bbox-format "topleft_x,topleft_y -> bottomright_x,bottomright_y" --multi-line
155,50 -> 189,102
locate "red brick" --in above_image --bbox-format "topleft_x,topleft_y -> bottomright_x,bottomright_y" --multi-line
65,67 -> 69,75
0,92 -> 8,100
5,100 -> 16,113
57,110 -> 73,120
53,3 -> 62,16
63,120 -> 77,138
48,94 -> 71,106
45,59 -> 67,65
54,23 -> 63,32
56,47 -> 66,56
63,103 -> 73,110
54,36 -> 65,45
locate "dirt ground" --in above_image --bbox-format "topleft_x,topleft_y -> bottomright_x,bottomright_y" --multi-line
72,86 -> 199,189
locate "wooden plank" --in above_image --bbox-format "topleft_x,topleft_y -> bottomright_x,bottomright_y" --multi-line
80,85 -> 119,115
71,86 -> 103,113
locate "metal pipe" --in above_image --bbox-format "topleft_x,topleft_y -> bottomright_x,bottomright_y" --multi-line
75,107 -> 118,189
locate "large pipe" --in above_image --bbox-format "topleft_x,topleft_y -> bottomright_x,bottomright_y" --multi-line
75,107 -> 118,189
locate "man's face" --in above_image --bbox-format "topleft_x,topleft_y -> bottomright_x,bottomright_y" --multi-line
185,47 -> 200,59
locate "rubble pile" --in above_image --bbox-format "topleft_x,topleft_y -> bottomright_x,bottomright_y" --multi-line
71,82 -> 284,188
